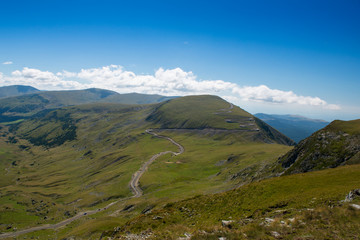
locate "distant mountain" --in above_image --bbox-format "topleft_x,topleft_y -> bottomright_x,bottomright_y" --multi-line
0,85 -> 40,98
0,88 -> 175,122
254,113 -> 329,143
98,92 -> 176,105
277,119 -> 360,175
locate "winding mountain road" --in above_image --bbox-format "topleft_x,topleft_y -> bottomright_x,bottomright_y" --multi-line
130,129 -> 184,197
0,129 -> 184,239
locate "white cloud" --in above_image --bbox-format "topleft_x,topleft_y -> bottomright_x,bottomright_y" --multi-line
0,67 -> 83,90
2,61 -> 13,65
232,85 -> 340,109
0,65 -> 340,110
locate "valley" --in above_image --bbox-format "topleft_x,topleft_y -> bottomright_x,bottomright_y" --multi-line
0,128 -> 184,239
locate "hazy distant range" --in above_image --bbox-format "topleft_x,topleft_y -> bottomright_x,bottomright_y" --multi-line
255,113 -> 329,143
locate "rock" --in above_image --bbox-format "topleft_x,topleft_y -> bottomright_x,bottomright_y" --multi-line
260,218 -> 275,226
271,231 -> 281,238
218,237 -> 227,240
288,217 -> 295,222
122,204 -> 135,212
64,211 -> 71,217
141,205 -> 154,214
343,189 -> 360,202
350,204 -> 360,210
178,232 -> 192,240
221,220 -> 234,229
239,218 -> 253,225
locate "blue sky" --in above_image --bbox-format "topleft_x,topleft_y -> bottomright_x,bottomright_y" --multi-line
0,0 -> 359,121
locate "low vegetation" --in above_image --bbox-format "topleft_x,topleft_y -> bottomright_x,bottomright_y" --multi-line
107,164 -> 360,239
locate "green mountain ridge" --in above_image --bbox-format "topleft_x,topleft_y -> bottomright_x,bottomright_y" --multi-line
0,85 -> 40,99
8,95 -> 294,148
276,119 -> 360,175
0,88 -> 175,122
146,95 -> 294,145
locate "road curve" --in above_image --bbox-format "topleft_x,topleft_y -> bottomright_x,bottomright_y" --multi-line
130,129 -> 184,197
0,129 -> 184,239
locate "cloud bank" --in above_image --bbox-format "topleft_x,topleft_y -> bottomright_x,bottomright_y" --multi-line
0,65 -> 340,110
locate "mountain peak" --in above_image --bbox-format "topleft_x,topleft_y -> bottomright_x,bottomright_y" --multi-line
0,85 -> 40,98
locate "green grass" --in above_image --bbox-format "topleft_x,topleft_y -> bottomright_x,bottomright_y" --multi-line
140,131 -> 291,200
1,119 -> 25,125
147,95 -> 253,130
326,119 -> 360,134
146,95 -> 294,146
0,104 -> 178,232
113,164 -> 360,239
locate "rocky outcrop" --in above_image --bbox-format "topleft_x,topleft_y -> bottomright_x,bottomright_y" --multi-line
278,119 -> 360,174
343,189 -> 360,202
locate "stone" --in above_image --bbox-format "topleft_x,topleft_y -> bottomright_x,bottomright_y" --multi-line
344,189 -> 360,202
350,204 -> 360,210
271,231 -> 281,238
221,220 -> 234,229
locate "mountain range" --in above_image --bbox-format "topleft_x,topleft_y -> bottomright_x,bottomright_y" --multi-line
255,113 -> 329,143
0,85 -> 359,239
0,86 -> 175,123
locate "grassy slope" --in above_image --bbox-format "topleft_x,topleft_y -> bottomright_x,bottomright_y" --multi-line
140,131 -> 290,199
326,119 -> 360,134
147,95 -> 252,129
276,119 -> 360,175
147,95 -> 294,145
0,103 -> 178,232
112,164 -> 360,239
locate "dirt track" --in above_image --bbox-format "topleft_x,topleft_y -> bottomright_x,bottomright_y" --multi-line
130,129 -> 184,197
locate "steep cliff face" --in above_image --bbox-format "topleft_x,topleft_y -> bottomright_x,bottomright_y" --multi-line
278,119 -> 360,174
